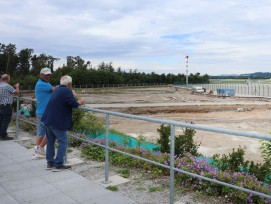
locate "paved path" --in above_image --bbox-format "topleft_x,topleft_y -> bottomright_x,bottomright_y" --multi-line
0,140 -> 136,204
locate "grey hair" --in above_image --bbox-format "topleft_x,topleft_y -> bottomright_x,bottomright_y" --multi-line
60,75 -> 72,85
1,74 -> 10,81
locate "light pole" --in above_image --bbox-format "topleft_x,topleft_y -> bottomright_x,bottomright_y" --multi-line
185,55 -> 189,85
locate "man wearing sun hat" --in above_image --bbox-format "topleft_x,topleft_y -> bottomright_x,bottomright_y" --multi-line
34,67 -> 57,157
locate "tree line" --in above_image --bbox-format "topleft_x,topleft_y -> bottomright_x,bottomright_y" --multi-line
210,72 -> 271,79
0,42 -> 209,87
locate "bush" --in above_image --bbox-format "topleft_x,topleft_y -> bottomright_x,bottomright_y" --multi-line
211,146 -> 247,172
157,124 -> 170,153
71,108 -> 86,130
211,146 -> 271,185
71,108 -> 105,141
260,138 -> 271,161
175,127 -> 200,157
248,160 -> 271,184
157,124 -> 200,157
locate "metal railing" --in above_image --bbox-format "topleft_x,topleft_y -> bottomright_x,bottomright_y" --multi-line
14,96 -> 271,204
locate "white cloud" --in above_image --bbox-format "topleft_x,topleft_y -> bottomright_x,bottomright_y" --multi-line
1,0 -> 271,75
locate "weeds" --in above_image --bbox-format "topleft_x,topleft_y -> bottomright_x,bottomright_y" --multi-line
148,186 -> 163,192
106,185 -> 118,191
116,169 -> 130,178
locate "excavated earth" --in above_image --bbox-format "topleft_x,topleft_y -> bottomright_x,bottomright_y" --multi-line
81,86 -> 271,163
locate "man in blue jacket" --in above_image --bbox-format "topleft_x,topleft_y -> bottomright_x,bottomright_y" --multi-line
41,75 -> 84,171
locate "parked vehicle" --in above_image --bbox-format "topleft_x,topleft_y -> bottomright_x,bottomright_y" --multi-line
217,89 -> 235,97
191,86 -> 204,93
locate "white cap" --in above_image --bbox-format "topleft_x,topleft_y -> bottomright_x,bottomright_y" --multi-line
40,67 -> 52,75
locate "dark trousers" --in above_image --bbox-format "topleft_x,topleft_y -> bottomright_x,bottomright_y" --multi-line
0,104 -> 12,137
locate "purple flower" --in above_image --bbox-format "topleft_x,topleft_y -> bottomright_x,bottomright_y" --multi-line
247,193 -> 253,203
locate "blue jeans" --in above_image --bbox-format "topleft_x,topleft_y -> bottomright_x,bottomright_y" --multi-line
36,114 -> 46,137
45,126 -> 68,167
0,104 -> 12,137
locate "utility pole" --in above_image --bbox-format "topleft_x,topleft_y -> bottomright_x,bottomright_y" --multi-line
185,55 -> 189,85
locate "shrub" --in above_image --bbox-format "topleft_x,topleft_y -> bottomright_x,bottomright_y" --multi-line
137,134 -> 147,148
157,124 -> 170,153
73,112 -> 105,137
211,146 -> 271,185
260,138 -> 271,161
157,124 -> 200,157
175,127 -> 200,157
211,146 -> 247,172
71,108 -> 105,138
71,108 -> 86,131
248,160 -> 271,185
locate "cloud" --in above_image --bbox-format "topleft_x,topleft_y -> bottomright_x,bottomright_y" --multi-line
1,0 -> 271,75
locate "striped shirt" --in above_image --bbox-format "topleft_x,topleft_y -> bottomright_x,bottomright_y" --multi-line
0,82 -> 15,105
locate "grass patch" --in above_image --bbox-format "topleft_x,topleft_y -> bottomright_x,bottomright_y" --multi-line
116,169 -> 130,178
148,186 -> 163,193
106,185 -> 118,191
67,148 -> 73,153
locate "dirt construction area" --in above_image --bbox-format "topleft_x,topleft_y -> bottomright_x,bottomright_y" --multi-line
80,86 -> 271,163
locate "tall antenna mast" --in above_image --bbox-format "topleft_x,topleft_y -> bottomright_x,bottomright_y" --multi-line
185,55 -> 189,85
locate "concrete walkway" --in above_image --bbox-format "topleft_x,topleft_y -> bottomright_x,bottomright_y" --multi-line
0,140 -> 136,204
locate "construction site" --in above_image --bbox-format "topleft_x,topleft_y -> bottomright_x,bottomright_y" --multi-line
16,85 -> 271,204
80,85 -> 271,163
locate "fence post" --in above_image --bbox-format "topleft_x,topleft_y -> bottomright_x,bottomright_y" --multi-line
15,97 -> 19,139
104,113 -> 110,184
169,125 -> 175,204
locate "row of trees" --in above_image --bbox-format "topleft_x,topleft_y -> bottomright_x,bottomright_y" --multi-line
0,42 -> 209,87
210,72 -> 271,79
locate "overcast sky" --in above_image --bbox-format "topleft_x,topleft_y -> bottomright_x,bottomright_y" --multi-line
1,0 -> 271,75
